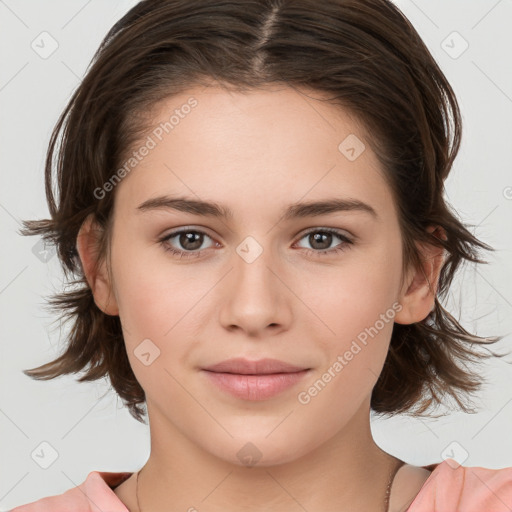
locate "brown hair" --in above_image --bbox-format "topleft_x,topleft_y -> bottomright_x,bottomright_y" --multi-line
20,0 -> 510,423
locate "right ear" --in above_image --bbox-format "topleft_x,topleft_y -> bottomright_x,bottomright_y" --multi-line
76,214 -> 119,316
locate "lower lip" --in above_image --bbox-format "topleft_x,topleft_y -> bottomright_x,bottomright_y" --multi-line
202,370 -> 310,400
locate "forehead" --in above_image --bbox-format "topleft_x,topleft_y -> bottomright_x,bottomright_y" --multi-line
113,84 -> 396,224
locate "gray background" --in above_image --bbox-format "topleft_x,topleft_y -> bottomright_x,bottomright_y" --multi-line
1,0 -> 511,508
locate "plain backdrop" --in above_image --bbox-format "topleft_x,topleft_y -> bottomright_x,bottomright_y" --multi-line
1,0 -> 512,508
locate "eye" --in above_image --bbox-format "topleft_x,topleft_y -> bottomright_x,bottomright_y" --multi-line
294,228 -> 354,257
159,228 -> 217,259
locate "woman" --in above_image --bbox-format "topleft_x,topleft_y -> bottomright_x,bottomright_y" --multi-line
12,0 -> 512,510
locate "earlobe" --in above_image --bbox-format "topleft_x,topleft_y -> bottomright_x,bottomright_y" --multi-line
394,226 -> 446,325
76,214 -> 119,316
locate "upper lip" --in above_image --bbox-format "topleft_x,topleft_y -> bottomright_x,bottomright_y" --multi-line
202,358 -> 309,375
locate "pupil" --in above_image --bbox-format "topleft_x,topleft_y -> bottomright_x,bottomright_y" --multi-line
311,232 -> 331,250
180,232 -> 202,250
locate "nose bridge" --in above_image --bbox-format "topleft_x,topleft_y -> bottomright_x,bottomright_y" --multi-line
233,234 -> 279,297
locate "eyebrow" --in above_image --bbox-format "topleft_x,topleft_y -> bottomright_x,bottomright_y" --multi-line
136,195 -> 378,221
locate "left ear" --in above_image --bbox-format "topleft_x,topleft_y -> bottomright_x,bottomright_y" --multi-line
394,225 -> 447,325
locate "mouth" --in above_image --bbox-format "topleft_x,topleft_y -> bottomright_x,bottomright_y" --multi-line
201,358 -> 311,400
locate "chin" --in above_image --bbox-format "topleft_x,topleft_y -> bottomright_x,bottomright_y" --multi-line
204,435 -> 311,468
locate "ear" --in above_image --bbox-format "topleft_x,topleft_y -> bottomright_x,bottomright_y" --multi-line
76,214 -> 119,316
394,225 -> 447,325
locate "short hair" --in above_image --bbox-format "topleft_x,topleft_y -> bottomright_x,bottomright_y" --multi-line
20,0 -> 509,423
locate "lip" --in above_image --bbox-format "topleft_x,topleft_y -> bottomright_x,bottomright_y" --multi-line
201,358 -> 311,401
202,357 -> 309,375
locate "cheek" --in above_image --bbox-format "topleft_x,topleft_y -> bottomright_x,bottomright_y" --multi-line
297,278 -> 397,426
306,243 -> 401,339
111,252 -> 201,398
111,236 -> 196,330
299,243 -> 401,406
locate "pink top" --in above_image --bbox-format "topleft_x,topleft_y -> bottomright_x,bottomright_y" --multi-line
9,458 -> 512,511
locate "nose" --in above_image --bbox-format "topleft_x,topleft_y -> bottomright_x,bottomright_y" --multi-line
217,238 -> 292,337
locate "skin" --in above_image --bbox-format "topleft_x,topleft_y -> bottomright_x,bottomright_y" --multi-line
77,84 -> 445,511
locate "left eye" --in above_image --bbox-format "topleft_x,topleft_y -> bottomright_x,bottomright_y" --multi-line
159,227 -> 353,259
294,228 -> 353,255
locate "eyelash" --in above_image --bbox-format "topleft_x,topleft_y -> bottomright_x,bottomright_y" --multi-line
158,227 -> 354,260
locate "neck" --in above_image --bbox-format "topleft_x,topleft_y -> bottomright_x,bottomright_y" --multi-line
135,398 -> 401,512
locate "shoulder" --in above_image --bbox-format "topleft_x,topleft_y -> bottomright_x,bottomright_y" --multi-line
388,462 -> 435,512
407,458 -> 512,512
9,471 -> 133,512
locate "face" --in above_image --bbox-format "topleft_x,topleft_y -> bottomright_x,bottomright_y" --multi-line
91,84 -> 413,466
